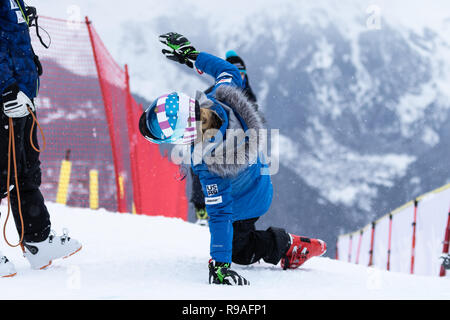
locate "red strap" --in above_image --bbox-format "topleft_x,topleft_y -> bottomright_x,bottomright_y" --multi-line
196,67 -> 203,75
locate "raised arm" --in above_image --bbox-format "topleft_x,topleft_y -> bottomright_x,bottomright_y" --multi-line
195,52 -> 243,89
159,32 -> 242,88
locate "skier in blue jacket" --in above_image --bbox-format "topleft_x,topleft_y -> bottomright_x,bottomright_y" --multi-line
0,0 -> 81,278
139,32 -> 327,285
192,50 -> 259,226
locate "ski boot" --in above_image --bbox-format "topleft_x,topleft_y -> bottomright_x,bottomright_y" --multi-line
23,229 -> 82,270
281,234 -> 327,269
195,207 -> 208,226
208,259 -> 250,286
0,252 -> 16,278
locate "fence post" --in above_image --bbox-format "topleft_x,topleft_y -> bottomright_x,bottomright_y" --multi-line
85,16 -> 126,213
410,199 -> 418,274
348,234 -> 353,263
124,64 -> 142,214
89,169 -> 99,210
368,222 -> 376,267
387,213 -> 393,271
55,149 -> 72,205
355,230 -> 363,265
440,209 -> 450,277
335,239 -> 339,260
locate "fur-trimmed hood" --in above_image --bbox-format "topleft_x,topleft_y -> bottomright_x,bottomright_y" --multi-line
194,85 -> 266,178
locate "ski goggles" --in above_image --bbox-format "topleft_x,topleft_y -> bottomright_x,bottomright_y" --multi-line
139,92 -> 198,145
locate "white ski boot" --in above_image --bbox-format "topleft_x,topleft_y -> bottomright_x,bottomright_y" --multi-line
23,229 -> 82,270
0,251 -> 16,278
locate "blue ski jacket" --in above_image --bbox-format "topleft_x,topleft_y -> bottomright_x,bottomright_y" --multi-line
192,52 -> 273,263
0,0 -> 39,99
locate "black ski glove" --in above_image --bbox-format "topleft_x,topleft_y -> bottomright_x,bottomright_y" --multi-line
208,259 -> 250,286
159,32 -> 199,68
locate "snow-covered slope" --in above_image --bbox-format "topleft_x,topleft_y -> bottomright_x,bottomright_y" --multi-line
1,204 -> 449,299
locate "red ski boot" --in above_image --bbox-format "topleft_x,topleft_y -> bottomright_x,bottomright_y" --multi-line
280,234 -> 327,270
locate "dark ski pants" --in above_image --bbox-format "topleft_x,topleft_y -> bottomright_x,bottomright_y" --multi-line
232,217 -> 290,265
0,111 -> 51,243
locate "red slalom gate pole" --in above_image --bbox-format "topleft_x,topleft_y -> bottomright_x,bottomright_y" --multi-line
440,208 -> 450,277
410,199 -> 418,274
335,239 -> 339,260
355,230 -> 363,265
124,64 -> 142,214
368,222 -> 376,267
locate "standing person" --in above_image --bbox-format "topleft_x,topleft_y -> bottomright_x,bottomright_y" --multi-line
192,51 -> 258,226
138,32 -> 326,285
0,0 -> 81,278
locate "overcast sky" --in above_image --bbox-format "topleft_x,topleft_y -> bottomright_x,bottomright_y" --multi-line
29,0 -> 450,33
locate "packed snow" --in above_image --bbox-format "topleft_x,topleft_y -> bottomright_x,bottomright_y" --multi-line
1,203 -> 449,300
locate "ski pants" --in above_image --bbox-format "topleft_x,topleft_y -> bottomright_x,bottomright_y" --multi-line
232,217 -> 290,265
0,111 -> 51,243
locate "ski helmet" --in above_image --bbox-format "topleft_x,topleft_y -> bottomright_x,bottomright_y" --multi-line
139,92 -> 198,144
225,50 -> 246,74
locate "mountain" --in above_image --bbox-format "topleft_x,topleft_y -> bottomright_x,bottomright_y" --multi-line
33,0 -> 450,258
